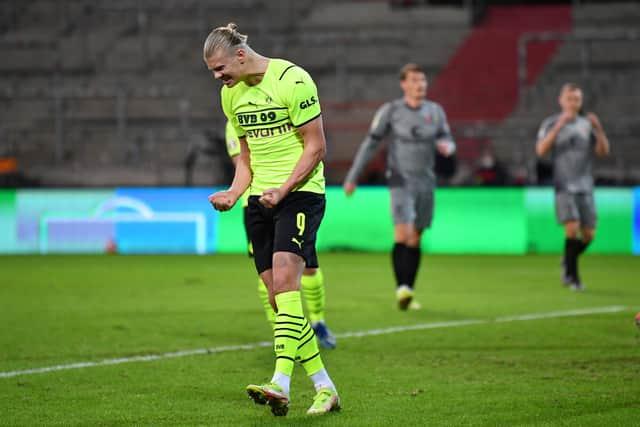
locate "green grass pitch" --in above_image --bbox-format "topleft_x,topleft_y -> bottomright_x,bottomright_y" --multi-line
1,253 -> 639,426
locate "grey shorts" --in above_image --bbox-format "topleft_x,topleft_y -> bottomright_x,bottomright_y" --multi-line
390,186 -> 434,229
554,191 -> 597,228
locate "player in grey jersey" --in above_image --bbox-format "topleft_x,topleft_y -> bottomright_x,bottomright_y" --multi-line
535,83 -> 610,291
343,63 -> 455,310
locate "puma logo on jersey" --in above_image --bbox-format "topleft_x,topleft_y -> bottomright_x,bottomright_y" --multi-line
291,237 -> 304,250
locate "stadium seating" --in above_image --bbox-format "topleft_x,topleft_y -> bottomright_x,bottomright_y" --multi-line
0,1 -> 638,186
496,2 -> 640,185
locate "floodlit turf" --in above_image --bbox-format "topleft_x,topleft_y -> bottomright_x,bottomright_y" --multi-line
1,253 -> 639,426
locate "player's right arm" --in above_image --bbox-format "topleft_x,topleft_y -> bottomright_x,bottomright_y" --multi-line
228,137 -> 252,197
535,112 -> 572,157
209,137 -> 251,211
343,103 -> 392,196
225,120 -> 241,159
209,102 -> 252,212
224,119 -> 242,169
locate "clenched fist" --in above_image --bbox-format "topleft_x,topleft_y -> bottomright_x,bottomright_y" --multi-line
208,191 -> 237,211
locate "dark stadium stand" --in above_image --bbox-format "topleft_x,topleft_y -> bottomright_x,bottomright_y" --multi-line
0,0 -> 638,186
496,2 -> 640,186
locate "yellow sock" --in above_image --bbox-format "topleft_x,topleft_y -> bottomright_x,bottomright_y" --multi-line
257,278 -> 275,328
296,316 -> 324,376
274,291 -> 305,376
301,268 -> 325,324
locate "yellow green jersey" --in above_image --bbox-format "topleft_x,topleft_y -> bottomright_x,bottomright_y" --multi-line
221,58 -> 325,196
225,120 -> 249,207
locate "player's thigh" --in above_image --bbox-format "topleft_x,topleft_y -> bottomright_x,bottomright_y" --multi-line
576,193 -> 597,229
555,192 -> 580,225
414,188 -> 434,230
273,191 -> 326,269
563,221 -> 580,238
246,196 -> 275,274
390,186 -> 416,226
394,223 -> 411,243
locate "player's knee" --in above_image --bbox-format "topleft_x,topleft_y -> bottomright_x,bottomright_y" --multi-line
406,237 -> 421,248
394,225 -> 421,246
393,231 -> 408,245
272,252 -> 303,294
394,238 -> 408,246
271,271 -> 296,294
582,228 -> 595,243
565,230 -> 578,239
564,223 -> 579,238
406,228 -> 422,247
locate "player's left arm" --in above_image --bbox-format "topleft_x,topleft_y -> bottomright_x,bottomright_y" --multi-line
587,112 -> 610,157
260,117 -> 326,208
436,104 -> 456,157
284,116 -> 326,195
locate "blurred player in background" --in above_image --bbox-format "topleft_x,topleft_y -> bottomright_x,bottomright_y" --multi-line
535,83 -> 610,291
343,63 -> 455,310
225,120 -> 336,349
206,23 -> 339,416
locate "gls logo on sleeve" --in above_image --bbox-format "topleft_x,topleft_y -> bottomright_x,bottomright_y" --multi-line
299,96 -> 317,110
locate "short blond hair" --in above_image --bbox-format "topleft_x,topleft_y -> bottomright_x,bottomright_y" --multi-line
203,23 -> 248,60
399,63 -> 426,81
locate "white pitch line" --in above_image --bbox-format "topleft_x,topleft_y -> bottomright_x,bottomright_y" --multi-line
0,305 -> 626,379
493,305 -> 626,322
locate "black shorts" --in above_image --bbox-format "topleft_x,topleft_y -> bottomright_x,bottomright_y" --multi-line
246,191 -> 325,274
